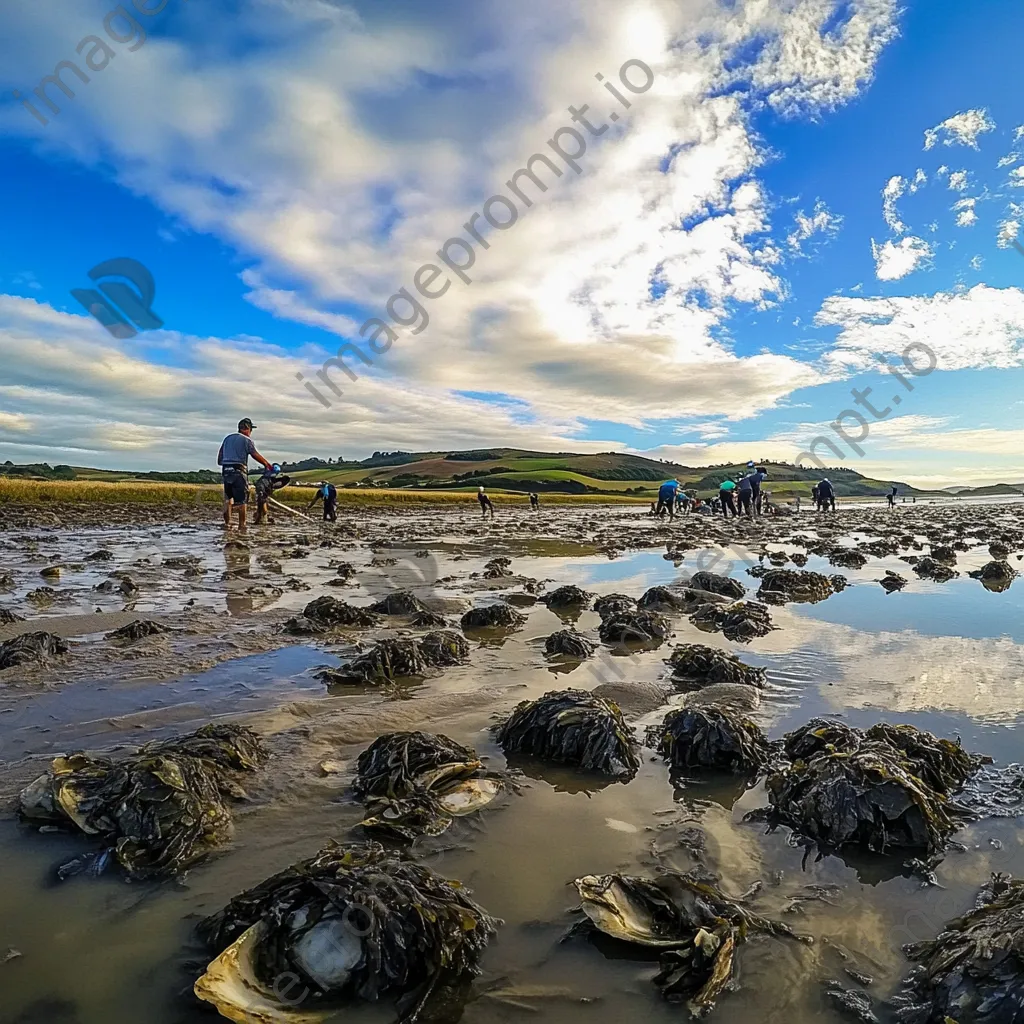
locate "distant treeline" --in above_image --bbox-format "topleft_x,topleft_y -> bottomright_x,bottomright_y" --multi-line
1,462 -> 76,480
0,462 -> 221,484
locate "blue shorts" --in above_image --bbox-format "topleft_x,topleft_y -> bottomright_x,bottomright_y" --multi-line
222,468 -> 249,504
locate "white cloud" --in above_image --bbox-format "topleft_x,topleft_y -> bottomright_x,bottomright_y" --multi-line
881,174 -> 907,233
870,236 -> 934,279
953,197 -> 977,227
816,284 -> 1024,374
0,0 -> 903,460
970,255 -> 984,270
947,170 -> 969,192
909,168 -> 927,192
998,219 -> 1021,248
786,199 -> 843,254
923,108 -> 996,150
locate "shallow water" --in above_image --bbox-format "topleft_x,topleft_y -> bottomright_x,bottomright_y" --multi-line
2,504 -> 1024,1024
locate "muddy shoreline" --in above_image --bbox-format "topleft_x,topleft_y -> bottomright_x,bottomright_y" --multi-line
3,498 -> 1024,1024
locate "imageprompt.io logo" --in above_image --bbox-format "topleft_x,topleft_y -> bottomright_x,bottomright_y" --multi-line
71,257 -> 163,339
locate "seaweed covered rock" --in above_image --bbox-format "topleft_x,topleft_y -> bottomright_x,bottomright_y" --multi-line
370,590 -> 427,615
757,569 -> 835,605
913,557 -> 958,583
482,556 -> 513,578
0,631 -> 69,669
18,724 -> 268,880
929,545 -> 957,565
893,874 -> 1024,1024
195,841 -> 499,1022
764,739 -> 968,854
410,609 -> 448,629
494,689 -> 640,777
647,706 -> 774,773
544,629 -> 596,659
689,571 -> 745,600
574,872 -> 802,1014
105,619 -> 168,643
598,610 -> 671,645
542,585 -> 592,610
638,586 -> 693,613
321,631 -> 469,685
969,560 -> 1017,592
594,593 -> 637,620
829,548 -> 867,569
666,644 -> 766,690
864,723 -> 988,795
880,571 -> 908,593
461,602 -> 526,631
689,601 -> 774,643
782,719 -> 863,761
0,607 -> 24,625
302,596 -> 379,628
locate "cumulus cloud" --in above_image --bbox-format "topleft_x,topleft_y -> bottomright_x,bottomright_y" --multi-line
871,236 -> 934,279
947,170 -> 969,192
816,284 -> 1024,374
0,0 -> 904,467
923,108 -> 996,150
953,197 -> 977,227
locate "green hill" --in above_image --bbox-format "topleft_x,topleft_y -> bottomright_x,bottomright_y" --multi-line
0,450 -> 983,499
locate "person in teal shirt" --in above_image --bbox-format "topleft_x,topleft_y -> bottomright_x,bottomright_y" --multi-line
719,477 -> 737,517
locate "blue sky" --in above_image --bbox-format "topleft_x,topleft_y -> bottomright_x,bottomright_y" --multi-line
1,0 -> 1023,483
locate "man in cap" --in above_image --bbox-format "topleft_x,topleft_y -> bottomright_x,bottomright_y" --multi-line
217,418 -> 274,530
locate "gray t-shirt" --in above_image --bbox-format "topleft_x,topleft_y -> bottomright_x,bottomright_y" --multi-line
219,432 -> 257,470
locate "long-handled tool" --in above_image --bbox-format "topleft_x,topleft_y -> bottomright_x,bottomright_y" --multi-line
268,496 -> 319,524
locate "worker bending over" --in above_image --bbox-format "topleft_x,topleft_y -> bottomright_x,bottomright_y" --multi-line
817,478 -> 837,512
254,465 -> 291,524
478,486 -> 495,518
307,481 -> 338,522
656,479 -> 679,519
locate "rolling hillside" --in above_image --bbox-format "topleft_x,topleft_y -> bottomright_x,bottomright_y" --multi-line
2,450 -> 1000,499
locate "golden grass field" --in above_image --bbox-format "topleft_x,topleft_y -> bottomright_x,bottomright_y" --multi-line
0,478 -> 645,507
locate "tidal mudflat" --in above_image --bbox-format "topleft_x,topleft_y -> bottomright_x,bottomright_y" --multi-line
2,498 -> 1024,1024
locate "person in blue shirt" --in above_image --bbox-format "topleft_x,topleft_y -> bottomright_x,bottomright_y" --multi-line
656,479 -> 679,519
307,481 -> 338,522
817,478 -> 836,512
217,417 -> 274,530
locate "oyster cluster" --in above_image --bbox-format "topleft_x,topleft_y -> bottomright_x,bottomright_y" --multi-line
195,841 -> 499,1023
18,724 -> 268,880
352,731 -> 503,840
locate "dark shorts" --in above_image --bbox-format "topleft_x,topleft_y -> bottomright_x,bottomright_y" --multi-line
223,469 -> 249,504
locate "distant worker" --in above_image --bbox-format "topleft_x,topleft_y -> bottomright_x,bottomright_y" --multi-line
217,417 -> 274,531
811,483 -> 820,511
254,464 -> 291,525
737,473 -> 754,517
529,492 -> 539,510
675,489 -> 690,515
817,477 -> 836,513
751,466 -> 768,514
307,480 -> 338,522
795,495 -> 801,513
478,485 -> 495,519
888,485 -> 898,509
719,477 -> 737,517
656,479 -> 679,519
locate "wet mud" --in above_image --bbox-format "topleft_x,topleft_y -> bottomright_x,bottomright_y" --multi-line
2,498 -> 1024,1024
